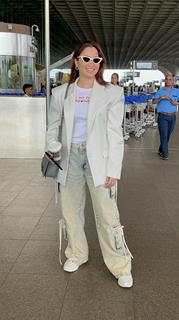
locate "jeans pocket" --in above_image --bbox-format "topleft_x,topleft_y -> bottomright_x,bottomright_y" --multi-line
112,224 -> 126,255
112,224 -> 133,258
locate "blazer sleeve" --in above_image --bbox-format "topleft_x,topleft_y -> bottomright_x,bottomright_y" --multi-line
45,84 -> 67,151
106,85 -> 124,179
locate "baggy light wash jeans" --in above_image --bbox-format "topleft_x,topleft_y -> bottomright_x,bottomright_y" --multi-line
60,143 -> 132,278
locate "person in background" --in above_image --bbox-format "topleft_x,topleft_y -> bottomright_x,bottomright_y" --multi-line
172,74 -> 179,89
111,72 -> 120,86
46,40 -> 133,288
23,83 -> 33,97
41,81 -> 46,94
152,74 -> 179,160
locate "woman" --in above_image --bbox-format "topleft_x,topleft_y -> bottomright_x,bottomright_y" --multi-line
46,41 -> 133,288
111,72 -> 120,86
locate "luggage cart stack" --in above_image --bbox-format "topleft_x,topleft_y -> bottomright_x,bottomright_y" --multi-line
123,103 -> 133,141
133,102 -> 146,138
123,94 -> 154,140
145,99 -> 158,127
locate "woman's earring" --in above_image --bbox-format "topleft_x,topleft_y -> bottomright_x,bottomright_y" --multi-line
75,66 -> 79,71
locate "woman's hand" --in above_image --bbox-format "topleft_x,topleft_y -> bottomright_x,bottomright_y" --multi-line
45,151 -> 54,163
104,177 -> 117,188
45,151 -> 63,170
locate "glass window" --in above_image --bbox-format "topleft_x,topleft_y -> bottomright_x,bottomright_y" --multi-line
0,55 -> 34,92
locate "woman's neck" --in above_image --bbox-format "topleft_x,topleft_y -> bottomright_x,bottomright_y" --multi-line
77,77 -> 94,88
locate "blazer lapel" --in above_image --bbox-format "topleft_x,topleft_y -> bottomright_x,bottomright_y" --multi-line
87,80 -> 106,133
64,82 -> 75,152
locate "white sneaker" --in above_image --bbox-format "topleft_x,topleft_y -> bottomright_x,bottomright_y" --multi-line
63,259 -> 87,273
118,273 -> 133,288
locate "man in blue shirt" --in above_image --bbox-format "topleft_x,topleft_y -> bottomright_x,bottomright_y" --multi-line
152,74 -> 179,160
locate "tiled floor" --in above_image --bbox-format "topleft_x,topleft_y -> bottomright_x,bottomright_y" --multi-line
0,121 -> 179,320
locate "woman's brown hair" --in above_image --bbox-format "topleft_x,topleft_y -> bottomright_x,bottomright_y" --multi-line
69,40 -> 108,86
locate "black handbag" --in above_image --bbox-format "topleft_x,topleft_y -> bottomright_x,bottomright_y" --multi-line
41,152 -> 63,178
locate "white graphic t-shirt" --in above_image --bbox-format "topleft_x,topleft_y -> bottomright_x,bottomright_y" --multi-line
72,86 -> 92,144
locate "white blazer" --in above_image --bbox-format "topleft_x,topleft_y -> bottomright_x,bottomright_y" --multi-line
46,79 -> 124,187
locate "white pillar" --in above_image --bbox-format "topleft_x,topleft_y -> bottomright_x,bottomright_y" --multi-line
45,0 -> 50,126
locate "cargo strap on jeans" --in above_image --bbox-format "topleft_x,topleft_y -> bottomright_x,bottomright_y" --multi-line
59,218 -> 67,265
114,183 -> 133,259
120,225 -> 134,259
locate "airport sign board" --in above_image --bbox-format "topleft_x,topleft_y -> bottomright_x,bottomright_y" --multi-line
135,60 -> 158,70
126,71 -> 140,77
124,71 -> 140,80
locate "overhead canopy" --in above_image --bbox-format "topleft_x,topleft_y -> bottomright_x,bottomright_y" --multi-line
1,0 -> 179,74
